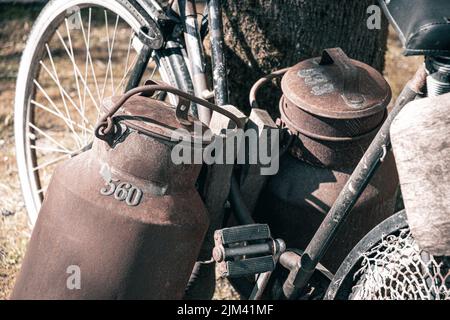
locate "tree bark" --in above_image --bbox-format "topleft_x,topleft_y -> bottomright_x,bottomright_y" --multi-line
222,0 -> 388,116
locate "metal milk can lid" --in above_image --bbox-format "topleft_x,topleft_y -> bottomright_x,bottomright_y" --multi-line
281,47 -> 391,120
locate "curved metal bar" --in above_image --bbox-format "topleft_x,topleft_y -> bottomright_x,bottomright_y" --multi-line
95,83 -> 245,139
249,68 -> 289,109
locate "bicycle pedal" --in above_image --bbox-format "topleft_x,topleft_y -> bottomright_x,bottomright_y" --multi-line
213,224 -> 285,278
218,224 -> 271,244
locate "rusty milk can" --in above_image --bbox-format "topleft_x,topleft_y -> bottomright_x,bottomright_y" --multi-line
11,84 -> 240,299
253,48 -> 399,272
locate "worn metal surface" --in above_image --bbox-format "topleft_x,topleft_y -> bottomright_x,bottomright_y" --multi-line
282,65 -> 427,299
282,97 -> 387,168
276,250 -> 332,300
104,95 -> 213,145
280,48 -> 391,168
179,0 -> 211,124
255,150 -> 398,275
253,49 -> 406,297
281,48 -> 390,120
12,93 -> 212,300
95,84 -> 245,142
208,0 -> 229,107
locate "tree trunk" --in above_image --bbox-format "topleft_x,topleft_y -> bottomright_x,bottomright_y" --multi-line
222,0 -> 388,116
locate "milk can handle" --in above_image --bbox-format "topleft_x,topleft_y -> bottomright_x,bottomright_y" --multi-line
319,48 -> 365,106
95,82 -> 244,139
249,68 -> 289,110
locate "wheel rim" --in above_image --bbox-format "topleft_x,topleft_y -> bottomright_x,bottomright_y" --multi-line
16,1 -> 168,225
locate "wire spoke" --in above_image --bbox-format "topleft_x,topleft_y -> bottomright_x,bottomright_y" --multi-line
30,145 -> 72,155
79,8 -> 101,104
78,10 -> 90,142
116,30 -> 134,92
100,12 -> 120,100
44,44 -> 74,128
55,30 -> 100,112
64,18 -> 84,116
109,14 -> 120,95
33,153 -> 72,172
38,61 -> 92,129
149,58 -> 159,79
101,10 -> 110,100
40,54 -> 83,147
31,99 -> 93,133
33,79 -> 83,146
116,51 -> 139,92
28,122 -> 71,153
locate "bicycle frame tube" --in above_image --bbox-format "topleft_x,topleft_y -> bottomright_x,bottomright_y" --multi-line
179,0 -> 212,124
125,29 -> 154,91
131,0 -> 229,125
137,0 -> 166,21
207,0 -> 229,106
179,0 -> 229,120
125,0 -> 168,91
282,65 -> 427,300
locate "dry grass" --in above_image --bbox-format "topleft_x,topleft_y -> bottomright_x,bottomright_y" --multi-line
0,4 -> 420,300
0,4 -> 42,300
384,26 -> 423,105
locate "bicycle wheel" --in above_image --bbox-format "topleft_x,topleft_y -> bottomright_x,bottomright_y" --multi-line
15,0 -> 192,225
325,211 -> 450,300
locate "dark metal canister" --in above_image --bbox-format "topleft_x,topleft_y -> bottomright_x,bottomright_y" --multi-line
12,94 -> 212,300
280,47 -> 390,168
254,48 -> 398,272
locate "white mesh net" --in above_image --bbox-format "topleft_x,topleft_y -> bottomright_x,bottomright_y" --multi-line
350,228 -> 450,300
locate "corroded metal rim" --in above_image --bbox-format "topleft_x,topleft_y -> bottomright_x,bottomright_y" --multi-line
324,211 -> 408,300
280,100 -> 388,142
